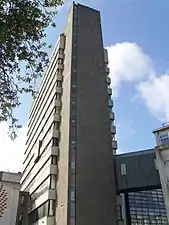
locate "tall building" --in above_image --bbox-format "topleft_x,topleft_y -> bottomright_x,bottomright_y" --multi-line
21,3 -> 117,225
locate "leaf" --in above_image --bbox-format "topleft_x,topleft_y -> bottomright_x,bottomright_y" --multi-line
0,0 -> 64,139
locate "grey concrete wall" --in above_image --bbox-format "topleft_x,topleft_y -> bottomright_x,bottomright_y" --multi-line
55,7 -> 73,225
75,4 -> 117,225
115,149 -> 160,192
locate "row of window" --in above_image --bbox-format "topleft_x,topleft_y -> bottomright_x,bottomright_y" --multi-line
26,49 -> 64,155
29,200 -> 55,224
22,137 -> 58,190
31,173 -> 57,202
128,189 -> 167,224
24,91 -> 58,164
27,56 -> 63,145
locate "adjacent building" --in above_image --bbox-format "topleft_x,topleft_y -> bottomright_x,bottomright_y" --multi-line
0,171 -> 21,225
153,123 -> 169,224
115,149 -> 168,225
21,3 -> 117,225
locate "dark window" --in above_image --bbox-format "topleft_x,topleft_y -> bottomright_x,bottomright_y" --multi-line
57,59 -> 63,64
57,68 -> 62,75
56,93 -> 61,99
54,121 -> 60,130
53,137 -> 59,146
51,156 -> 57,165
128,189 -> 167,224
56,80 -> 62,87
55,106 -> 60,114
35,140 -> 42,163
58,48 -> 64,54
160,133 -> 169,146
29,201 -> 49,224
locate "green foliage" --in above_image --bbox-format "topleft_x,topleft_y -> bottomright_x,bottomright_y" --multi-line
0,0 -> 64,139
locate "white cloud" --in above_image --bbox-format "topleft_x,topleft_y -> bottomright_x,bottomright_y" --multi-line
0,122 -> 27,172
107,42 -> 169,121
107,42 -> 153,96
137,74 -> 169,121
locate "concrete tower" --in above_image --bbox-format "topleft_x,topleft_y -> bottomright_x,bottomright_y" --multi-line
21,3 -> 117,225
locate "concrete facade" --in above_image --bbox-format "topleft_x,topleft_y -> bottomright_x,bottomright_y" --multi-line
21,3 -> 117,225
0,171 -> 21,225
75,5 -> 117,225
153,124 -> 169,224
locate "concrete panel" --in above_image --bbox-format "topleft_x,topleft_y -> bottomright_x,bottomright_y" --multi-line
76,4 -> 117,225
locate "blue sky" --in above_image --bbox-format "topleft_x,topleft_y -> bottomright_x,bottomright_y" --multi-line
1,0 -> 169,171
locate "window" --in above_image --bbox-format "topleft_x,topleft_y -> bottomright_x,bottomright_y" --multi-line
57,69 -> 62,75
71,174 -> 75,187
71,162 -> 75,169
54,121 -> 60,130
53,137 -> 59,146
117,206 -> 122,221
160,133 -> 169,146
55,106 -> 60,114
128,189 -> 167,224
56,81 -> 62,87
51,156 -> 57,165
71,151 -> 75,163
48,200 -> 55,216
71,141 -> 76,151
58,59 -> 63,64
35,140 -> 42,163
72,119 -> 76,124
20,196 -> 24,205
56,93 -> 61,99
70,218 -> 75,225
31,177 -> 50,201
50,175 -> 56,189
58,48 -> 64,54
121,164 -> 126,175
72,108 -> 76,117
29,201 -> 49,223
70,189 -> 75,202
70,202 -> 75,217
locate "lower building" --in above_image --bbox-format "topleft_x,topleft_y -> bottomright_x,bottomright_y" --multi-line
0,171 -> 21,225
126,188 -> 167,224
115,149 -> 168,225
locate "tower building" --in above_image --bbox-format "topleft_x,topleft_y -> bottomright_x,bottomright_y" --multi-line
21,3 -> 117,225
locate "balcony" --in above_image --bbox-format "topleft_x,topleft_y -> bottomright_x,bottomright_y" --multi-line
55,99 -> 61,107
108,99 -> 113,107
110,111 -> 115,120
57,64 -> 64,70
112,149 -> 117,155
53,129 -> 60,138
104,49 -> 108,64
108,88 -> 112,95
107,77 -> 111,84
58,53 -> 64,59
54,114 -> 61,122
112,140 -> 117,149
57,74 -> 63,82
111,125 -> 116,134
105,66 -> 110,74
56,87 -> 62,94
